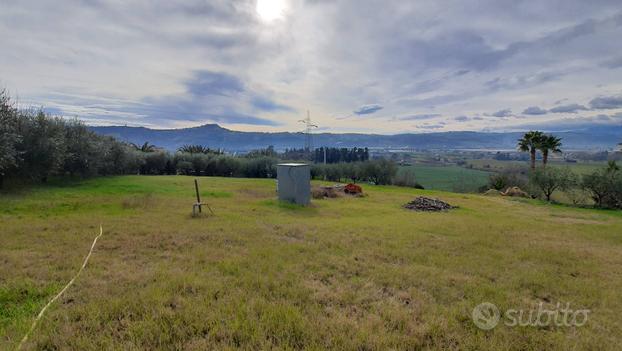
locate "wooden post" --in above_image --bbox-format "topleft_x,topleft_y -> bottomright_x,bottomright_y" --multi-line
194,179 -> 202,213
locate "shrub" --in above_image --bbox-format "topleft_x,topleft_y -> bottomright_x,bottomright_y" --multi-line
176,160 -> 194,176
582,161 -> 622,208
486,168 -> 528,191
361,159 -> 397,185
393,169 -> 423,188
529,167 -> 577,201
243,157 -> 277,178
141,151 -> 169,175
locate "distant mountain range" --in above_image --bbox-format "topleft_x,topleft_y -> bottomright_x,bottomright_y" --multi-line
90,124 -> 622,152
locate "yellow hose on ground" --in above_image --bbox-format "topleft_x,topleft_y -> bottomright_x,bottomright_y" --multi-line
17,225 -> 103,351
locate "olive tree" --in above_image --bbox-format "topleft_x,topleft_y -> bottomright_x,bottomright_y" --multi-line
529,167 -> 577,201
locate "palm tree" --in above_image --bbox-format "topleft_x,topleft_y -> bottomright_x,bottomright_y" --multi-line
538,134 -> 562,167
607,160 -> 620,173
131,142 -> 157,153
518,131 -> 544,170
177,144 -> 221,154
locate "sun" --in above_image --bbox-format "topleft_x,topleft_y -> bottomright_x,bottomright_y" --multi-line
256,0 -> 287,22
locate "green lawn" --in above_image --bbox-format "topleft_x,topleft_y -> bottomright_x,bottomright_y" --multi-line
1,176 -> 622,350
398,164 -> 492,192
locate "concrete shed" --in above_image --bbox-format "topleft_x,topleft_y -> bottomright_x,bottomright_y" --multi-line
276,163 -> 310,205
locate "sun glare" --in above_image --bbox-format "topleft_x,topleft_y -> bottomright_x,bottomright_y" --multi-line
256,0 -> 287,22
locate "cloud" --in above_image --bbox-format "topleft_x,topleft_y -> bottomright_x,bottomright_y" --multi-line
549,103 -> 589,113
454,115 -> 470,122
251,96 -> 294,112
416,123 -> 445,129
398,113 -> 441,121
2,1 -> 622,132
522,106 -> 548,115
512,113 -> 622,132
490,109 -> 513,118
601,56 -> 622,69
484,71 -> 566,92
354,104 -> 383,115
589,95 -> 622,109
185,70 -> 245,97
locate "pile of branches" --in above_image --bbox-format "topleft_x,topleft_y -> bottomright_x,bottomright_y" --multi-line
403,197 -> 455,212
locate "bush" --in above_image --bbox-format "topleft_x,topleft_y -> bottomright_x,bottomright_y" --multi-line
393,169 -> 424,188
529,167 -> 577,201
361,159 -> 397,185
243,157 -> 277,178
486,167 -> 528,191
176,160 -> 194,175
141,151 -> 169,175
566,187 -> 590,206
582,162 -> 622,208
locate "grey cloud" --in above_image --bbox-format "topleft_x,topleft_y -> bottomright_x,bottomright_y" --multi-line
354,104 -> 383,115
38,83 -> 282,127
454,116 -> 470,122
513,113 -> 622,132
389,30 -> 507,72
485,71 -> 566,92
490,109 -> 513,118
251,96 -> 294,112
594,114 -> 611,121
549,103 -> 588,113
186,70 -> 245,97
522,106 -> 548,115
416,123 -> 445,130
396,93 -> 471,109
3,1 -> 622,130
601,56 -> 622,69
398,114 -> 441,121
589,95 -> 622,109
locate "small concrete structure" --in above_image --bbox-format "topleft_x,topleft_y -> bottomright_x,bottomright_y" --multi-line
276,163 -> 311,205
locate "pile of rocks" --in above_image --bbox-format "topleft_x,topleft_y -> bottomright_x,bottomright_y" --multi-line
403,196 -> 455,212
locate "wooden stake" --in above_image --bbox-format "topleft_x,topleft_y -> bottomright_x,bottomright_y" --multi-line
194,179 -> 202,213
193,179 -> 214,215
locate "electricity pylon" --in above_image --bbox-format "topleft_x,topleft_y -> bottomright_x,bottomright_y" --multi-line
298,110 -> 318,152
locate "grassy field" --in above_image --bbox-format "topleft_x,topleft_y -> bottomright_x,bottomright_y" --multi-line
467,159 -> 608,175
1,176 -> 622,350
398,165 -> 491,192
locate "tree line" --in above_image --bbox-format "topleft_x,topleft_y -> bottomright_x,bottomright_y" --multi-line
279,147 -> 370,163
310,159 -> 397,185
1,90 -> 141,188
313,147 -> 369,163
0,91 -> 403,188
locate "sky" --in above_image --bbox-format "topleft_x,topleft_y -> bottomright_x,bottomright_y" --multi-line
1,0 -> 622,134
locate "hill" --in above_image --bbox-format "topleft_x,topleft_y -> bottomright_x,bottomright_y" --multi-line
90,124 -> 622,152
2,176 -> 621,349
